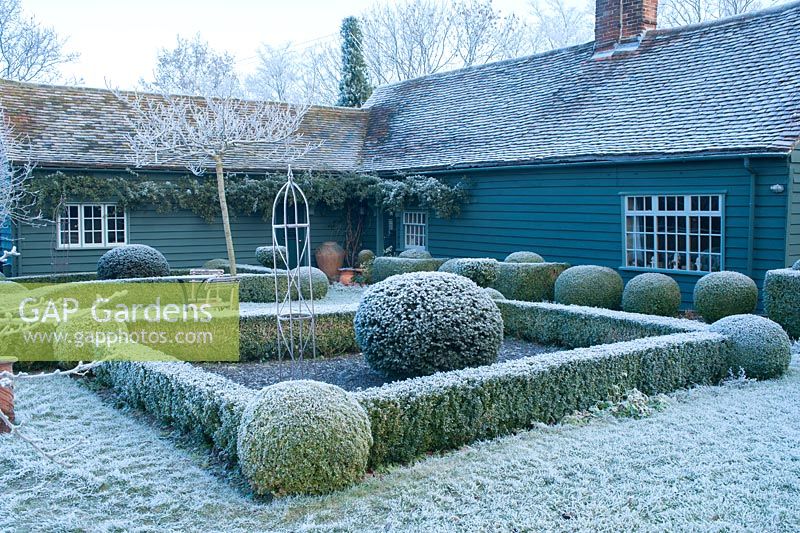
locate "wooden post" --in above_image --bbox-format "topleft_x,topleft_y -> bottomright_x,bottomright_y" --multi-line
0,358 -> 15,433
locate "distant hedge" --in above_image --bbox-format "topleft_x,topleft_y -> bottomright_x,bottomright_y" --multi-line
764,268 -> 800,338
489,262 -> 569,302
369,257 -> 447,282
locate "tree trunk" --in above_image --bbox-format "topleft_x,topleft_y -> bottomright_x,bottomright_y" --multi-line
215,157 -> 237,276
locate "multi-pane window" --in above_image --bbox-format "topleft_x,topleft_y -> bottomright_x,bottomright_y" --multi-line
403,211 -> 427,250
624,194 -> 723,273
57,204 -> 127,249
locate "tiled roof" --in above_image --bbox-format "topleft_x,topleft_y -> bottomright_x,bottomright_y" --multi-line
1,2 -> 799,175
0,81 -> 369,172
361,1 -> 800,172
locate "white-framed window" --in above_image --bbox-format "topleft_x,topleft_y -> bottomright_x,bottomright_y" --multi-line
58,204 -> 127,249
624,194 -> 723,273
403,211 -> 427,250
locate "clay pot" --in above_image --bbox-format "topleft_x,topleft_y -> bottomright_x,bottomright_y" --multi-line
0,358 -> 16,433
338,268 -> 363,286
315,241 -> 345,282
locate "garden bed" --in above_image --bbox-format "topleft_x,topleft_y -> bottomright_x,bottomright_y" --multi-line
202,338 -> 560,391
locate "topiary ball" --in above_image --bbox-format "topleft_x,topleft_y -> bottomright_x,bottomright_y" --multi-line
622,273 -> 682,317
355,271 -> 503,377
693,271 -> 757,323
255,246 -> 287,269
237,380 -> 372,496
438,258 -> 499,288
288,266 -> 329,299
97,244 -> 170,280
398,248 -> 432,259
357,249 -> 375,267
709,314 -> 791,380
504,251 -> 544,263
554,265 -> 624,309
483,287 -> 506,300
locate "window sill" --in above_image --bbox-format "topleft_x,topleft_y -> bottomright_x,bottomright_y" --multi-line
619,266 -> 714,277
55,244 -> 127,251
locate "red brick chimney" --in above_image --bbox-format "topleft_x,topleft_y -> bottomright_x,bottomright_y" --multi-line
594,0 -> 658,55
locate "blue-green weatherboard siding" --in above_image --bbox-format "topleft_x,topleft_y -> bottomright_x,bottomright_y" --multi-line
402,156 -> 795,309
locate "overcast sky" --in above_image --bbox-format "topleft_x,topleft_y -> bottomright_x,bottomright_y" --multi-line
25,0 -> 536,89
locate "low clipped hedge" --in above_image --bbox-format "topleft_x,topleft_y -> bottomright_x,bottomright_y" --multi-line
203,259 -> 273,274
497,300 -> 704,348
369,256 -> 447,282
354,331 -> 728,468
490,262 -> 569,302
764,268 -> 800,338
693,271 -> 758,323
238,268 -> 329,303
438,258 -> 499,287
239,309 -> 357,361
554,265 -> 624,309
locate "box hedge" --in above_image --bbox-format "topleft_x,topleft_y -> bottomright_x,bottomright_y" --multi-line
764,268 -> 800,338
369,257 -> 447,282
489,262 -> 569,302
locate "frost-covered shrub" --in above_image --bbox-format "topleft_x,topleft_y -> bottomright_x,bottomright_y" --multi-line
693,271 -> 757,323
398,248 -> 432,259
289,266 -> 330,299
369,256 -> 446,282
97,244 -> 170,280
622,273 -> 681,317
237,380 -> 372,496
254,246 -> 287,269
490,262 -> 568,301
794,259 -> 800,270
94,361 -> 251,462
498,300 -> 704,348
504,251 -> 544,263
238,268 -> 328,303
438,258 -> 498,288
357,249 -> 375,267
355,272 -> 503,377
554,265 -> 623,309
709,314 -> 791,380
0,279 -> 26,296
202,259 -> 271,274
354,331 -> 728,468
484,287 -> 506,300
764,268 -> 800,338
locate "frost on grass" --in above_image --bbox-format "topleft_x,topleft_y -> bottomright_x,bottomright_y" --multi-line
2,350 -> 800,530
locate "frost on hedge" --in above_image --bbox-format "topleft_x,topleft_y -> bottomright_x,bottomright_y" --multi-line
794,259 -> 800,270
554,265 -> 623,310
484,287 -> 506,300
489,262 -> 569,302
622,273 -> 682,317
497,300 -> 705,348
97,244 -> 170,280
354,271 -> 503,377
710,314 -> 791,380
202,259 -> 272,274
237,380 -> 372,496
369,256 -> 446,282
238,268 -> 328,303
764,268 -> 800,338
504,251 -> 544,263
398,248 -> 432,259
693,271 -> 757,323
254,246 -> 287,269
438,258 -> 498,288
354,331 -> 728,468
357,249 -> 375,267
94,361 -> 251,462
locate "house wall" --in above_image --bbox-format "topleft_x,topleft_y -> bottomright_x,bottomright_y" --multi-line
399,157 -> 791,309
13,170 -> 376,276
787,148 -> 800,265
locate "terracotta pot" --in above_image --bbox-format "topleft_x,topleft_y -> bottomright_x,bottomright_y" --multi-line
338,267 -> 363,286
0,358 -> 15,433
315,241 -> 345,281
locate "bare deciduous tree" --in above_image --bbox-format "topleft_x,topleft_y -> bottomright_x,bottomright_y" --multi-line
528,0 -> 594,52
658,0 -> 768,27
0,0 -> 77,83
0,107 -> 39,228
117,78 -> 313,276
246,43 -> 302,102
144,33 -> 240,96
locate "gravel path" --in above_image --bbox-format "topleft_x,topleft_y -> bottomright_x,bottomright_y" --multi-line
201,338 -> 561,391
